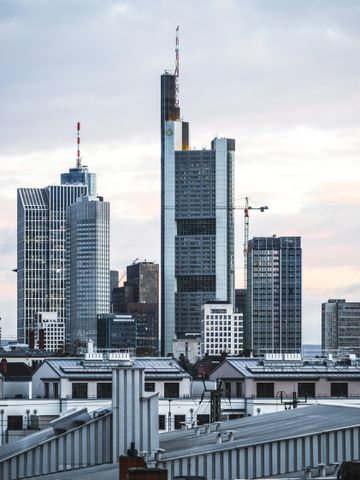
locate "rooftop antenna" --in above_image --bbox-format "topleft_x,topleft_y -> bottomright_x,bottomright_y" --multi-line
76,121 -> 81,168
174,25 -> 180,108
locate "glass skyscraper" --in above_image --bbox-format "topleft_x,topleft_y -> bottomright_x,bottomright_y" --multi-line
17,183 -> 88,348
66,195 -> 110,344
17,161 -> 96,348
161,71 -> 235,356
246,236 -> 302,353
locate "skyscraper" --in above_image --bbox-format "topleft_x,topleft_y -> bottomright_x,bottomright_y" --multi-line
17,183 -> 88,347
161,37 -> 235,355
246,236 -> 302,353
66,195 -> 110,344
111,261 -> 159,356
17,124 -> 96,349
322,299 -> 360,356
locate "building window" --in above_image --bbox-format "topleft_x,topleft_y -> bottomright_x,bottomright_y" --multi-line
224,382 -> 231,398
236,382 -> 243,397
158,415 -> 166,430
331,383 -> 348,397
53,382 -> 59,399
256,383 -> 274,398
174,414 -> 186,430
164,383 -> 179,398
298,383 -> 316,398
196,414 -> 210,425
44,382 -> 50,399
7,416 -> 23,430
97,383 -> 112,399
72,383 -> 88,399
145,382 -> 156,392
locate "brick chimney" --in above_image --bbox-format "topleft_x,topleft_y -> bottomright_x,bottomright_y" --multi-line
0,358 -> 8,373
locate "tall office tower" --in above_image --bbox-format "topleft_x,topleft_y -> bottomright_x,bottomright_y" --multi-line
127,261 -> 159,303
17,125 -> 96,348
17,183 -> 88,347
322,299 -> 360,357
111,261 -> 159,356
246,236 -> 302,354
66,196 -> 110,344
110,270 -> 119,292
161,40 -> 235,356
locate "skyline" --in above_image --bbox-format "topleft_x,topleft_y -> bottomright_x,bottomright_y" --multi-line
1,0 -> 360,343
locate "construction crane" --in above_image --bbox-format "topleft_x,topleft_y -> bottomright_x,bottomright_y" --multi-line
242,197 -> 268,289
164,198 -> 268,289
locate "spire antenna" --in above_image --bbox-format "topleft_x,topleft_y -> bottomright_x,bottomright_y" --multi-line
174,26 -> 180,108
76,121 -> 81,168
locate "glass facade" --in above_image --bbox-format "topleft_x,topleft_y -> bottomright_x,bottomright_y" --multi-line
97,313 -> 136,351
17,183 -> 88,347
246,237 -> 302,353
160,72 -> 234,355
66,196 -> 110,344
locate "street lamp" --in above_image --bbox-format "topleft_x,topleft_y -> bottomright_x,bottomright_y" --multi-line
0,409 -> 4,445
167,399 -> 172,432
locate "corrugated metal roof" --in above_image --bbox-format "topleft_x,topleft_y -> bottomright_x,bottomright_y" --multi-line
159,404 -> 360,459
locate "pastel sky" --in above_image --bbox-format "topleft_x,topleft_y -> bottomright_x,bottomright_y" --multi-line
1,0 -> 360,343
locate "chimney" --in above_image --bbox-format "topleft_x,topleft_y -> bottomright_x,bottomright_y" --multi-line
0,358 -> 7,373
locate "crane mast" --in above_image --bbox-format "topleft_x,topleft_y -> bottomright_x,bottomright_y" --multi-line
242,197 -> 268,289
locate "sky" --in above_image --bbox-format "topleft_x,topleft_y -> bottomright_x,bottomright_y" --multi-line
1,0 -> 360,343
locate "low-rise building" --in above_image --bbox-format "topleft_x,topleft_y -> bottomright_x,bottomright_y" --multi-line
201,302 -> 243,356
97,313 -> 137,353
32,353 -> 192,401
209,354 -> 360,402
173,334 -> 201,363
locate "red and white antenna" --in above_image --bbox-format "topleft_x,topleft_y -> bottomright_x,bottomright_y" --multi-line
76,121 -> 81,168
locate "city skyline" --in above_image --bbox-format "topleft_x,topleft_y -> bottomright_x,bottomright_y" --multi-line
1,1 -> 360,344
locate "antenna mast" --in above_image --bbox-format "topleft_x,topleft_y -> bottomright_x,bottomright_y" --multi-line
174,25 -> 180,108
76,121 -> 81,168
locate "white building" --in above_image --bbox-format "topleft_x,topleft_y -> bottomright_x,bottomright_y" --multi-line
34,312 -> 63,352
173,334 -> 201,363
201,302 -> 243,356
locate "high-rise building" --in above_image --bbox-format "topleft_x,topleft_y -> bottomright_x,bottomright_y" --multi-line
127,261 -> 159,304
160,51 -> 235,356
246,236 -> 302,353
322,299 -> 360,357
110,270 -> 119,293
111,261 -> 159,356
17,124 -> 96,349
17,182 -> 89,347
66,196 -> 110,344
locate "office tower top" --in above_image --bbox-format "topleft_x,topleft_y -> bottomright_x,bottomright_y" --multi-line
61,123 -> 96,196
322,299 -> 360,357
246,236 -> 302,354
66,195 -> 110,344
161,31 -> 235,356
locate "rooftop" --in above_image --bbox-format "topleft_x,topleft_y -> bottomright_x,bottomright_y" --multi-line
213,357 -> 360,379
159,404 -> 360,460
